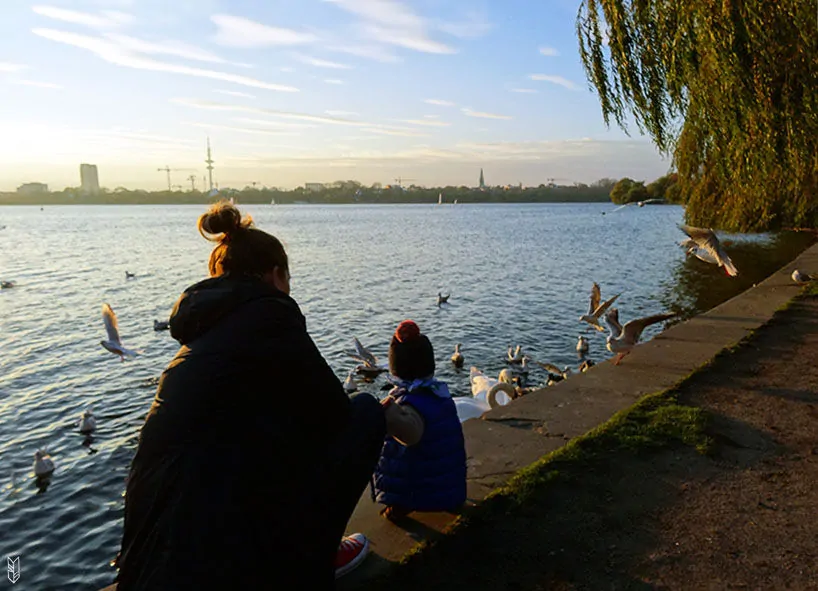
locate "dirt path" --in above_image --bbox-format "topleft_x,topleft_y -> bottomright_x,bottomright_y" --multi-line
368,295 -> 818,591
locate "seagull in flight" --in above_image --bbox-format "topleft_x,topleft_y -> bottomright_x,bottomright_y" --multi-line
604,308 -> 677,365
347,336 -> 388,378
679,225 -> 739,277
100,303 -> 138,361
579,283 -> 620,332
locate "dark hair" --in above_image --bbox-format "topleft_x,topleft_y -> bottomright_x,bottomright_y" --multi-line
388,320 -> 436,380
198,199 -> 288,278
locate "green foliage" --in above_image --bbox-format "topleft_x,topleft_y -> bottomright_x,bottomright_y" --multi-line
0,181 -> 621,206
610,177 -> 650,204
577,0 -> 818,231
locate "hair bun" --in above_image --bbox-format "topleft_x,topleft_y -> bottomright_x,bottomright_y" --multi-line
198,200 -> 252,241
395,320 -> 421,343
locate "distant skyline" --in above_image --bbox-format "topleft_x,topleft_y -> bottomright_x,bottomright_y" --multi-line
0,0 -> 672,191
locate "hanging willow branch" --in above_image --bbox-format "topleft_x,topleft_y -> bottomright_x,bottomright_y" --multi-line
577,0 -> 818,231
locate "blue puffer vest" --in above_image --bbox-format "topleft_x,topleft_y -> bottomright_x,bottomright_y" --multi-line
374,386 -> 467,511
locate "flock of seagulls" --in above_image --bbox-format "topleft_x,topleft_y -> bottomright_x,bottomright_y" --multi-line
18,215 -> 818,485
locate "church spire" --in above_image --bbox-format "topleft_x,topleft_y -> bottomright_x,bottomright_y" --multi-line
479,168 -> 485,189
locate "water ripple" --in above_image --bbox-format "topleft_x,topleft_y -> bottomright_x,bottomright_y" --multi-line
0,203 -> 811,590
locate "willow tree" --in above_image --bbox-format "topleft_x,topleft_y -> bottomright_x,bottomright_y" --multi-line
577,0 -> 818,231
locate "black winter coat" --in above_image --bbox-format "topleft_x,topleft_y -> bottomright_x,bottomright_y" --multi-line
115,274 -> 351,590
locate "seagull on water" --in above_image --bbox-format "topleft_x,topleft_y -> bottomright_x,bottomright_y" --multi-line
343,370 -> 357,394
79,409 -> 97,434
604,307 -> 677,365
437,292 -> 450,307
679,225 -> 739,277
792,269 -> 814,285
579,359 -> 595,373
101,303 -> 138,361
579,283 -> 620,332
536,361 -> 572,384
125,271 -> 136,280
451,343 -> 464,368
577,335 -> 589,355
153,319 -> 170,331
347,336 -> 388,379
506,345 -> 524,365
34,450 -> 55,478
1,280 -> 15,289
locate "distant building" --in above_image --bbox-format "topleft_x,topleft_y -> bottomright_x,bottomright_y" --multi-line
16,182 -> 48,194
305,182 -> 325,192
479,168 -> 486,190
80,163 -> 100,195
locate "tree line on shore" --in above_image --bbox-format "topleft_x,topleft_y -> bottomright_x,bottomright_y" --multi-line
0,176 -> 688,206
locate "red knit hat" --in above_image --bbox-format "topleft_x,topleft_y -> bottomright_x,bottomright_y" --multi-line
388,320 -> 435,380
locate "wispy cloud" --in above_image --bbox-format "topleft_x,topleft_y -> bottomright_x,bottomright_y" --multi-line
510,88 -> 538,94
10,79 -> 63,89
185,121 -> 299,136
326,44 -> 400,63
295,54 -> 353,69
401,119 -> 451,127
435,11 -> 492,38
210,15 -> 317,48
232,117 -> 316,129
423,114 -> 439,119
173,98 -> 427,136
424,99 -> 455,107
324,78 -> 344,84
363,127 -> 428,137
461,107 -> 512,120
32,5 -> 133,28
324,0 -> 457,54
529,74 -> 579,90
172,97 -> 364,126
538,46 -> 559,56
214,89 -> 255,99
104,33 -> 238,66
280,66 -> 295,72
33,29 -> 300,92
326,109 -> 359,117
0,63 -> 26,73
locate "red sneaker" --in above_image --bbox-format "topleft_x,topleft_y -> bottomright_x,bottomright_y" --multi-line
334,533 -> 370,579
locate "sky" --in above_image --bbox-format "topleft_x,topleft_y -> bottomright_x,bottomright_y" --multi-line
0,0 -> 672,191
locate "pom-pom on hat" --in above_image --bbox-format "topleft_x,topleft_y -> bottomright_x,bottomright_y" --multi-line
389,320 -> 435,380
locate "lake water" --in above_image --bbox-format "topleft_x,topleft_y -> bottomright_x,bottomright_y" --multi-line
0,203 -> 812,590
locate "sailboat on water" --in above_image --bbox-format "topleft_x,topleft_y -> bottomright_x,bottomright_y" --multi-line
438,193 -> 443,205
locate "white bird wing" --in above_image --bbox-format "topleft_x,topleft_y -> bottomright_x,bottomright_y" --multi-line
604,308 -> 624,337
610,202 -> 633,213
588,282 -> 601,315
352,337 -> 378,367
102,303 -> 122,344
593,292 -> 620,319
622,313 -> 677,344
680,225 -> 738,276
536,361 -> 563,375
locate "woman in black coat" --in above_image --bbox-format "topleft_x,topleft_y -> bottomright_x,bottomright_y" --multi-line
114,201 -> 389,590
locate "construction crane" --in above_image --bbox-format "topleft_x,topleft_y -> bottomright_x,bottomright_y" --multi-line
157,166 -> 194,191
393,177 -> 416,188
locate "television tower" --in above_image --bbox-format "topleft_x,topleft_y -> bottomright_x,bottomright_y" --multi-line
205,137 -> 215,192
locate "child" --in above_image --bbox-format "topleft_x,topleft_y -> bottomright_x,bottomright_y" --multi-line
373,320 -> 467,521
